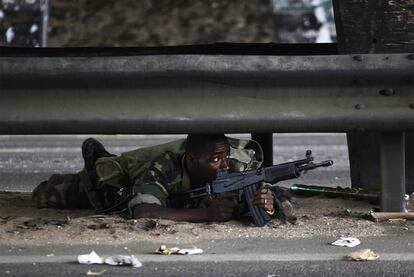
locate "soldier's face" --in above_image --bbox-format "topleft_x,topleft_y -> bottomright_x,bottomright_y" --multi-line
190,141 -> 230,184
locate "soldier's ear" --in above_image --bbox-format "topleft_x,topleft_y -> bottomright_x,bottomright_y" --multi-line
185,153 -> 195,166
186,153 -> 200,169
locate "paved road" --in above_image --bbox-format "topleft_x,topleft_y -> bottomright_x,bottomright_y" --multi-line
2,260 -> 414,277
0,134 -> 350,191
1,236 -> 413,276
2,135 -> 414,276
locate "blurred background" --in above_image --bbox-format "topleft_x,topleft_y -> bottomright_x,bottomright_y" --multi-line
0,0 -> 336,47
0,0 -> 346,192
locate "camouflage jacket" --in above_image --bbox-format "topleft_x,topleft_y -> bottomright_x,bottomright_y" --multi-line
94,137 -> 264,212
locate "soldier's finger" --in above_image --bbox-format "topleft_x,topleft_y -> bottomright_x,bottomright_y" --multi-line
259,188 -> 270,194
252,192 -> 268,203
254,196 -> 273,207
253,189 -> 271,201
265,199 -> 274,210
251,196 -> 261,205
252,199 -> 265,208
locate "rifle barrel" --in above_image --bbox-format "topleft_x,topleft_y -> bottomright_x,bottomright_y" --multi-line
297,160 -> 333,171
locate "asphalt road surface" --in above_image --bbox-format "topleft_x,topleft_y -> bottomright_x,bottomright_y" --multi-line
2,261 -> 414,277
0,134 -> 351,192
2,135 -> 414,276
1,236 -> 414,276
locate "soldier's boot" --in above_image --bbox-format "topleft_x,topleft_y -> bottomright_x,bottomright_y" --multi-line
81,137 -> 113,186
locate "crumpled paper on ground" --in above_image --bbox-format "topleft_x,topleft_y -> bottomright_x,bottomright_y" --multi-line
156,245 -> 203,255
105,255 -> 142,268
78,251 -> 104,264
347,249 -> 380,261
331,237 -> 361,247
78,251 -> 142,267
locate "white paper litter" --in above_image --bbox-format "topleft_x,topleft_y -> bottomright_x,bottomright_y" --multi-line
331,237 -> 361,247
177,248 -> 204,255
78,251 -> 104,264
104,255 -> 142,268
78,251 -> 142,267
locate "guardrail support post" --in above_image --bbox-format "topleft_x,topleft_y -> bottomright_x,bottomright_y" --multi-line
251,133 -> 273,166
333,0 -> 414,195
380,132 -> 406,212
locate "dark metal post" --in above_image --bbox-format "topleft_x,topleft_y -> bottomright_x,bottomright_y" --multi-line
332,0 -> 414,196
380,133 -> 406,212
346,132 -> 381,191
406,132 -> 414,193
251,133 -> 273,166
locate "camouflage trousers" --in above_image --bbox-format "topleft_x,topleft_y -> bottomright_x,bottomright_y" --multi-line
32,168 -> 131,211
31,139 -> 192,211
32,170 -> 92,209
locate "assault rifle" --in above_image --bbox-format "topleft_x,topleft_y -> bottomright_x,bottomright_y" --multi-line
182,150 -> 333,226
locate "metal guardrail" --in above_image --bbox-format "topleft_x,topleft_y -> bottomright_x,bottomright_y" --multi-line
1,49 -> 412,212
1,52 -> 414,134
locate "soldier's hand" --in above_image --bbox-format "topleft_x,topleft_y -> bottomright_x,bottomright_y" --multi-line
207,193 -> 238,222
252,187 -> 274,211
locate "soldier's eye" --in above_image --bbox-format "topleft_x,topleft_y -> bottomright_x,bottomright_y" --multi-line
212,157 -> 219,162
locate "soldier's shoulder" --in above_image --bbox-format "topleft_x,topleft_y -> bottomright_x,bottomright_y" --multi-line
151,151 -> 182,174
227,136 -> 264,171
121,139 -> 186,163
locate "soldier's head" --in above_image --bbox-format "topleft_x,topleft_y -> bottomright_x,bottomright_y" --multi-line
185,134 -> 230,185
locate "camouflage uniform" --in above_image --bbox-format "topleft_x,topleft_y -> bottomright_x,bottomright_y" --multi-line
32,137 -> 264,214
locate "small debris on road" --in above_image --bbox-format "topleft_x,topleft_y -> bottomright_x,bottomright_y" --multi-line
347,249 -> 379,261
86,269 -> 106,276
369,211 -> 414,222
87,223 -> 110,230
23,218 -> 47,229
331,237 -> 361,247
78,251 -> 104,265
156,245 -> 180,255
156,245 -> 203,255
105,255 -> 142,268
177,248 -> 204,255
78,251 -> 142,268
0,216 -> 14,223
142,219 -> 159,230
13,217 -> 69,231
